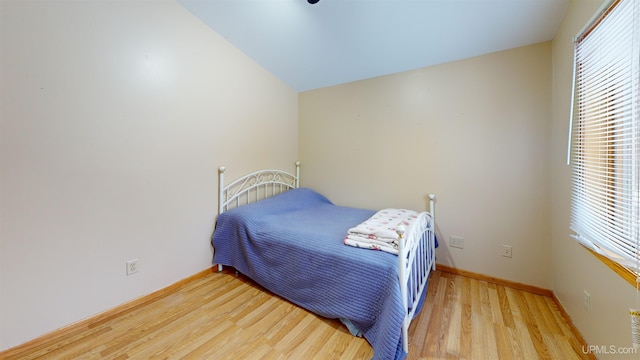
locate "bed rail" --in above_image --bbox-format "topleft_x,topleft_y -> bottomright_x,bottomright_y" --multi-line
218,161 -> 300,214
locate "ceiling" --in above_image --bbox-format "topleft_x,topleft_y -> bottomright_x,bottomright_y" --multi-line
178,0 -> 570,92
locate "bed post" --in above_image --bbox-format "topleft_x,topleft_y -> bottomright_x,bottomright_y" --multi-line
217,166 -> 226,272
295,161 -> 300,188
428,194 -> 435,218
429,194 -> 436,270
397,225 -> 409,352
218,166 -> 226,215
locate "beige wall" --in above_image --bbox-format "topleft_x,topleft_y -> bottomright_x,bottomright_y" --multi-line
4,0 -> 636,355
299,42 -> 552,289
551,1 -> 638,358
0,0 -> 297,350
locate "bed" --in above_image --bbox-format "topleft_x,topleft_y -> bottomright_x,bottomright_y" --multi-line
211,162 -> 436,360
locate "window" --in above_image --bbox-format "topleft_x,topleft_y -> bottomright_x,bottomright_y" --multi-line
569,0 -> 640,275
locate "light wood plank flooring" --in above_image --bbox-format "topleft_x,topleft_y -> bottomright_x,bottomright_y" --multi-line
2,269 -> 593,360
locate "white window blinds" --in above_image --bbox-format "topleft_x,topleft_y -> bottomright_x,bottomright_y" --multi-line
569,0 -> 640,271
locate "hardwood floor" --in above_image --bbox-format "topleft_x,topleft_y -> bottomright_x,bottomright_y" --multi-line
2,269 -> 593,360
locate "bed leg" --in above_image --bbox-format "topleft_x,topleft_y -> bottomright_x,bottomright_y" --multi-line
403,324 -> 409,353
217,264 -> 223,272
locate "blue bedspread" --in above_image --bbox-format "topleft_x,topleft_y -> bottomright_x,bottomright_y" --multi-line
212,188 -> 411,360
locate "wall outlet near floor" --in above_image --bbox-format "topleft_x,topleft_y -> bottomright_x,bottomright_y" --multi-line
502,245 -> 513,258
584,290 -> 591,312
126,259 -> 139,276
450,236 -> 464,249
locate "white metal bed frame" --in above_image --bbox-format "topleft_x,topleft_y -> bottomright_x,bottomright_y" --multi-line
215,161 -> 436,354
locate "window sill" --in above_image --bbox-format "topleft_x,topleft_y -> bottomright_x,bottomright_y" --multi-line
584,245 -> 638,287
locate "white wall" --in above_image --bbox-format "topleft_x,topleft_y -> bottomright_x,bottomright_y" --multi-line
0,0 -> 298,350
299,42 -> 552,289
551,1 -> 639,358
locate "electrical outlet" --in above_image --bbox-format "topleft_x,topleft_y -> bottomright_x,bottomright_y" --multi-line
502,245 -> 512,258
450,236 -> 464,249
584,290 -> 591,312
126,259 -> 139,276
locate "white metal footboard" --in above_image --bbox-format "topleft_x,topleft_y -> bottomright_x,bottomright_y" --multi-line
397,194 -> 436,353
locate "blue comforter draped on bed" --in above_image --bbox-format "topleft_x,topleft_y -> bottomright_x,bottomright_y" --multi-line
212,188 -> 413,360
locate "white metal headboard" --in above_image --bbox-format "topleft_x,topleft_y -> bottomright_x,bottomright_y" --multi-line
218,162 -> 300,214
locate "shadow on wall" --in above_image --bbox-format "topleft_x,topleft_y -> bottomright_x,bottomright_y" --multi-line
429,194 -> 454,268
434,224 -> 454,268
